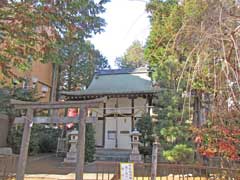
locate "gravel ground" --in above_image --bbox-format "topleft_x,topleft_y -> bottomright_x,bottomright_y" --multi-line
25,154 -> 101,175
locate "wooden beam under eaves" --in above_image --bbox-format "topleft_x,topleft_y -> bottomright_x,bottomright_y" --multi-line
10,97 -> 106,110
14,116 -> 97,124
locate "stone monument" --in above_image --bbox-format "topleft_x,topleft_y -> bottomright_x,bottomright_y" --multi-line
129,129 -> 142,163
64,129 -> 78,163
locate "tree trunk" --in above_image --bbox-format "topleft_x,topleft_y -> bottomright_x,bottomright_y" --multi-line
50,63 -> 59,124
68,64 -> 73,91
51,63 -> 59,102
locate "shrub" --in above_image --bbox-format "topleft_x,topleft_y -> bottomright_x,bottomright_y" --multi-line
163,144 -> 194,163
8,124 -> 61,155
85,124 -> 96,162
38,127 -> 61,153
136,114 -> 154,162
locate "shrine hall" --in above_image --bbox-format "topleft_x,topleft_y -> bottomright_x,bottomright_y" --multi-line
62,67 -> 156,150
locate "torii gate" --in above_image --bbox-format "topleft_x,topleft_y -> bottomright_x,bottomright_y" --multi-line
10,97 -> 106,180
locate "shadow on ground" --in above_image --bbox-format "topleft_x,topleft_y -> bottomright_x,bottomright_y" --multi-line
26,154 -> 96,175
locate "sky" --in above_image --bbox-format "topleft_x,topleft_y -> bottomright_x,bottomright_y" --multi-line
90,0 -> 150,68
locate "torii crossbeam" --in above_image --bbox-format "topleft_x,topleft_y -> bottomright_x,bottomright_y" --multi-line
10,97 -> 106,180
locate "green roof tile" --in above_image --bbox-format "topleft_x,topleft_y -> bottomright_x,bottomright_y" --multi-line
61,67 -> 155,96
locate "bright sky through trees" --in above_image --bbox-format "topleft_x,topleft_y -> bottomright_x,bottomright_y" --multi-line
90,0 -> 150,68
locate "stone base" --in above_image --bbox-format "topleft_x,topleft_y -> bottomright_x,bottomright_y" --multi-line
129,153 -> 142,163
0,147 -> 12,155
64,152 -> 77,163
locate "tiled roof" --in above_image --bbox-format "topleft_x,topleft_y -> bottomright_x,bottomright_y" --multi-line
95,67 -> 150,75
61,67 -> 155,96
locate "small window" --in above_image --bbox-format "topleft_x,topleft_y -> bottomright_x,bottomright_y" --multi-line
120,131 -> 130,134
107,131 -> 116,140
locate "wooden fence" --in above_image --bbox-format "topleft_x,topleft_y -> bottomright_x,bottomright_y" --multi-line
0,156 -> 239,180
0,155 -> 17,180
92,162 -> 240,180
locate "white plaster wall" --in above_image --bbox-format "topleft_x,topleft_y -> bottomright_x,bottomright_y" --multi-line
94,120 -> 103,146
134,97 -> 148,117
91,103 -> 104,117
105,98 -> 132,115
91,97 -> 146,117
92,96 -> 149,149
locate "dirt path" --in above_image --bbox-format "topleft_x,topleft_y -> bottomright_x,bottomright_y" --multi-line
25,154 -> 99,175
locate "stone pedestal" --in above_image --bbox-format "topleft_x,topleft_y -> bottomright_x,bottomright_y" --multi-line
64,129 -> 78,163
0,147 -> 12,155
129,129 -> 142,163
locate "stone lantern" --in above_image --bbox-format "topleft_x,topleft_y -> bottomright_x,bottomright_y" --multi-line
64,128 -> 78,163
129,128 -> 142,163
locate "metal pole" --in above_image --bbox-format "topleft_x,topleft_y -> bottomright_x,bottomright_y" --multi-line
16,108 -> 33,180
151,137 -> 159,180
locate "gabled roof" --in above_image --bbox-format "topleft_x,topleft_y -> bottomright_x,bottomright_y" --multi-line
95,67 -> 149,75
61,67 -> 156,97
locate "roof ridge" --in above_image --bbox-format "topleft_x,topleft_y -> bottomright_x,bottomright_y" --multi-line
95,67 -> 150,75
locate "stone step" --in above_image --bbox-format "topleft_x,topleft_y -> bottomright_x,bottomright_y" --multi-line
96,149 -> 131,155
95,155 -> 129,162
95,149 -> 131,161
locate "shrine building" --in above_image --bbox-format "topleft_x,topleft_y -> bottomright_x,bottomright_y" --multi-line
62,67 -> 156,150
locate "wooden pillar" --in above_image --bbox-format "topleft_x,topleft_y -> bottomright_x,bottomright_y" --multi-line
76,106 -> 87,180
131,98 -> 134,130
16,108 -> 33,180
193,94 -> 201,127
115,98 -> 118,148
50,64 -> 59,124
148,96 -> 152,115
151,138 -> 159,180
102,102 -> 106,147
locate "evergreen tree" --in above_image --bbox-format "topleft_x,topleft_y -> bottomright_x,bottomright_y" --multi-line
85,124 -> 96,162
0,0 -> 109,84
136,114 -> 154,162
115,40 -> 147,68
145,0 -> 240,161
59,41 -> 109,91
145,0 -> 193,163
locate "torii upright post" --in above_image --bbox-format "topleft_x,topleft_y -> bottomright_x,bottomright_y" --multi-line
151,136 -> 159,180
16,108 -> 33,180
76,106 -> 87,180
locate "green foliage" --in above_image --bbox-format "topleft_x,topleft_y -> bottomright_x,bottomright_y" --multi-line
0,1 -> 59,83
0,89 -> 12,114
155,90 -> 192,158
146,0 -> 240,161
115,40 -> 147,68
8,124 -> 61,155
163,144 -> 194,163
145,0 -> 183,65
59,41 -> 109,91
183,0 -> 207,22
145,0 -> 194,163
0,0 -> 109,83
136,114 -> 154,161
0,87 -> 38,115
38,127 -> 61,153
85,124 -> 96,162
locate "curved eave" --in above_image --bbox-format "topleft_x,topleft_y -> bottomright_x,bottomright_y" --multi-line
61,90 -> 158,100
